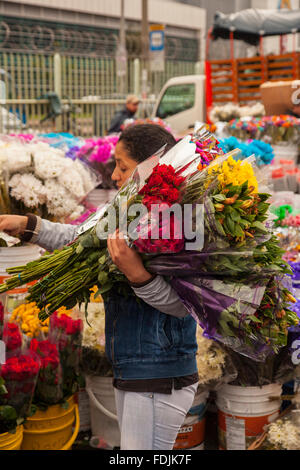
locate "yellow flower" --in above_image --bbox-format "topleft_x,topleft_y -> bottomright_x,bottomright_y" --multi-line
90,285 -> 103,303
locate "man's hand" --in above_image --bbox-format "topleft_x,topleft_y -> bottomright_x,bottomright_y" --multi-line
107,230 -> 152,284
0,215 -> 28,237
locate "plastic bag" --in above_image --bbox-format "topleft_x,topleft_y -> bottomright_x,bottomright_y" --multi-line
29,338 -> 64,406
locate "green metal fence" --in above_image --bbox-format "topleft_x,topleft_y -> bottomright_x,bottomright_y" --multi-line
0,51 -> 198,100
0,51 -> 198,135
0,98 -> 156,137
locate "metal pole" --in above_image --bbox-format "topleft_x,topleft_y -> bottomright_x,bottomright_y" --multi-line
54,52 -> 62,131
141,0 -> 149,99
116,0 -> 127,96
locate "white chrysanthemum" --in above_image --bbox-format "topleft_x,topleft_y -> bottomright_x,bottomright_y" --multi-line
1,145 -> 32,172
81,302 -> 106,351
44,178 -> 78,218
196,325 -> 226,384
57,168 -> 86,200
268,419 -> 300,450
9,173 -> 46,208
72,160 -> 96,194
34,151 -> 67,180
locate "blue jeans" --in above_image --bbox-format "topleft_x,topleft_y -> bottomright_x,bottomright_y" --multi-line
114,382 -> 198,450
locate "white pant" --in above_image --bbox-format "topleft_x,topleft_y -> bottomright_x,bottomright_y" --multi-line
114,382 -> 198,450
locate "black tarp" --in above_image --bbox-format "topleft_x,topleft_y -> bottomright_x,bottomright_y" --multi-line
212,9 -> 300,44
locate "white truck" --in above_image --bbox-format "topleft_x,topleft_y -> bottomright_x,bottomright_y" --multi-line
152,75 -> 206,136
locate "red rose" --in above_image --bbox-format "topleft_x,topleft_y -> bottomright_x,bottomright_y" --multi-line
167,188 -> 180,203
173,176 -> 185,187
148,174 -> 163,187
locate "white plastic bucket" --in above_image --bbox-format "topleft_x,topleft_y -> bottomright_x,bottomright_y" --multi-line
216,383 -> 282,450
85,375 -> 120,449
0,244 -> 42,308
272,144 -> 298,164
173,389 -> 209,450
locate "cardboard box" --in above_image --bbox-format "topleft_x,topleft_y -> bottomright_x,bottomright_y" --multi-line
260,80 -> 299,115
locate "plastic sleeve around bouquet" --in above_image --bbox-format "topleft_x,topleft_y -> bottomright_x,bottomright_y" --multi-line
143,158 -> 296,361
48,313 -> 83,398
0,350 -> 40,424
2,321 -> 23,358
29,338 -> 64,406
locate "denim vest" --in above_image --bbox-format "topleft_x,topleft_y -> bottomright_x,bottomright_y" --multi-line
104,292 -> 198,380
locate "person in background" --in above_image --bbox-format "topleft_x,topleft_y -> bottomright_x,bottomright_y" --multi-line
107,94 -> 140,134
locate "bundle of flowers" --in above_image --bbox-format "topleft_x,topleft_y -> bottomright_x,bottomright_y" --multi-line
68,135 -> 119,190
219,136 -> 274,166
196,325 -> 235,388
48,312 -> 83,398
29,338 -> 63,407
10,302 -> 49,339
0,351 -> 40,433
209,103 -> 265,123
2,322 -> 22,356
226,115 -> 300,144
0,127 -> 299,360
258,409 -> 300,450
80,298 -> 113,377
9,133 -> 35,142
9,302 -> 73,340
38,132 -> 84,151
0,139 -> 98,220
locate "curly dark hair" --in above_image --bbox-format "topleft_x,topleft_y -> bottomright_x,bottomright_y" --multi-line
118,123 -> 176,163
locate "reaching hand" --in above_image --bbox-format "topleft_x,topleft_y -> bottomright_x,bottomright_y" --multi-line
107,230 -> 152,284
0,215 -> 28,237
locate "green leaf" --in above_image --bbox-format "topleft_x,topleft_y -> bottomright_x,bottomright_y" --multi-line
239,218 -> 250,228
219,319 -> 236,337
215,220 -> 226,236
251,221 -> 268,234
0,405 -> 17,420
258,193 -> 271,203
234,224 -> 245,238
230,209 -> 241,223
225,217 -> 236,236
257,202 -> 270,213
212,194 -> 226,202
98,271 -> 108,285
248,315 -> 262,323
95,282 -> 113,295
98,254 -> 107,265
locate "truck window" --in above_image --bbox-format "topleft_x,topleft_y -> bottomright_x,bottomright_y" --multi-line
156,84 -> 195,119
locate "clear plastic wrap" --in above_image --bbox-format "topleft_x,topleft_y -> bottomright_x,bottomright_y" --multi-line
48,312 -> 83,398
0,349 -> 40,432
29,338 -> 63,406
